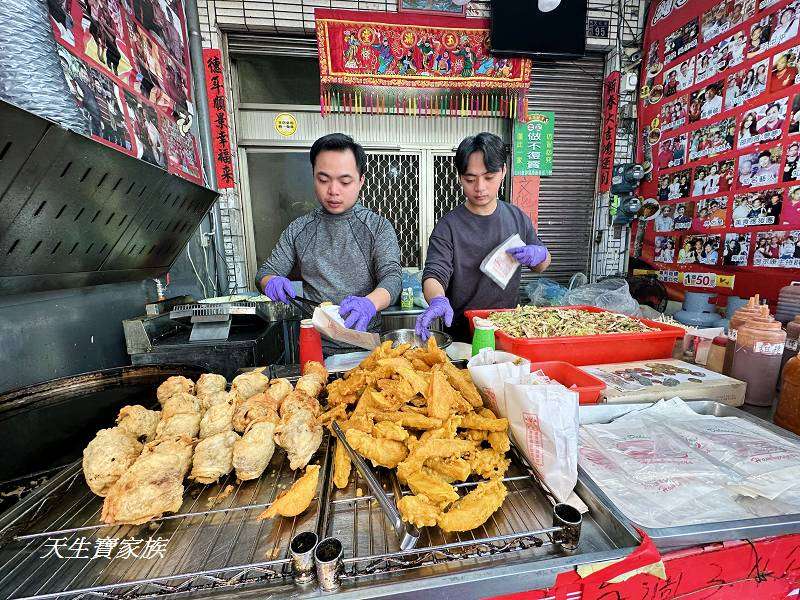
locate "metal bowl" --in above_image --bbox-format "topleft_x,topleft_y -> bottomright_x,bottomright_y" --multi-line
380,328 -> 452,349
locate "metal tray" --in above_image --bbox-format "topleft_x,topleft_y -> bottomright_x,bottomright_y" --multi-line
577,400 -> 800,549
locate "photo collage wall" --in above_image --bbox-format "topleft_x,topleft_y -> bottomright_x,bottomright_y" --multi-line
636,0 -> 800,297
46,0 -> 202,184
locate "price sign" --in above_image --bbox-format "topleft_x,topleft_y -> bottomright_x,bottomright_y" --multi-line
657,270 -> 680,283
681,272 -> 717,288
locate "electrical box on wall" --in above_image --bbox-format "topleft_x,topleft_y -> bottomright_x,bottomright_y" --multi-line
621,71 -> 638,94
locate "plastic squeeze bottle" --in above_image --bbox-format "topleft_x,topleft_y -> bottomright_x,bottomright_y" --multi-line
299,319 -> 324,368
724,294 -> 765,375
730,306 -> 786,407
472,317 -> 496,356
776,355 -> 800,435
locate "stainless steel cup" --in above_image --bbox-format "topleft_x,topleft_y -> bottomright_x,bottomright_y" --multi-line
314,537 -> 343,591
289,531 -> 318,584
552,503 -> 582,553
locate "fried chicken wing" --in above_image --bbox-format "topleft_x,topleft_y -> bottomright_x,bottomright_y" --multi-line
199,396 -> 235,438
116,405 -> 160,442
405,469 -> 458,509
161,392 -> 202,420
101,452 -> 184,525
258,464 -> 320,519
144,435 -> 194,477
333,439 -> 351,489
345,429 -> 408,468
275,408 -> 323,470
460,412 -> 509,432
373,420 -> 409,442
233,418 -> 278,481
83,428 -> 143,496
437,480 -> 507,533
397,493 -> 440,528
190,431 -> 240,484
195,374 -> 227,399
156,376 -> 195,405
155,411 -> 201,441
230,370 -> 270,403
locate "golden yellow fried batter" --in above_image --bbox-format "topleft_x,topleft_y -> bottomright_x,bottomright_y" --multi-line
83,428 -> 143,496
116,405 -> 160,442
161,392 -> 202,420
480,409 -> 511,453
318,404 -> 348,427
405,468 -> 458,509
397,494 -> 440,527
397,366 -> 428,396
426,457 -> 472,482
195,374 -> 227,399
156,376 -> 195,405
460,412 -> 509,432
345,429 -> 408,468
101,451 -> 184,525
369,410 -> 443,430
373,420 -> 409,441
332,439 -> 351,489
441,361 -> 483,408
302,361 -> 328,382
199,397 -> 235,438
437,480 -> 507,533
295,374 -> 325,398
468,448 -> 511,479
190,430 -> 240,484
425,369 -> 455,420
258,465 -> 320,519
233,419 -> 278,481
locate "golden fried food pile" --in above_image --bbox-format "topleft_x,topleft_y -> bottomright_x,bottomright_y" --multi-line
322,339 -> 510,533
82,363 -> 327,525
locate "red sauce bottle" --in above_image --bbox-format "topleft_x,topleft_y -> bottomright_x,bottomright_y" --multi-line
299,319 -> 323,368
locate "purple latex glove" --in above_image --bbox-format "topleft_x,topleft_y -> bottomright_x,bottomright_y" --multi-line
339,296 -> 377,331
415,296 -> 454,341
506,245 -> 549,267
264,276 -> 296,304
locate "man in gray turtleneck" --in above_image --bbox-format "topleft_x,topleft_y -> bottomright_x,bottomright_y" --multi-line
256,133 -> 402,354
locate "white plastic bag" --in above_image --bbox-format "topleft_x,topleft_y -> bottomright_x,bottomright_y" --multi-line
466,349 -> 531,415
479,233 -> 524,290
504,377 -> 579,503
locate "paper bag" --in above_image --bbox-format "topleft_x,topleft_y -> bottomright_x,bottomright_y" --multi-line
467,349 -> 531,415
311,305 -> 381,351
479,233 -> 524,289
504,377 -> 579,503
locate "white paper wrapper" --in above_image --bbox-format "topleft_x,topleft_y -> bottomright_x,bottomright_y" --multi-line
467,349 -> 531,414
479,233 -> 524,289
311,305 -> 381,351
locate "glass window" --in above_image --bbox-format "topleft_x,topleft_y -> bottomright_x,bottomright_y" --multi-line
235,55 -> 320,105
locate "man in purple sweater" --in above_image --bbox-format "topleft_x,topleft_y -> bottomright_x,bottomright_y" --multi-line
416,132 -> 551,341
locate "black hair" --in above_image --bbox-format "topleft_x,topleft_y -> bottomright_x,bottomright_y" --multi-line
455,132 -> 507,175
759,150 -> 771,160
310,133 -> 367,177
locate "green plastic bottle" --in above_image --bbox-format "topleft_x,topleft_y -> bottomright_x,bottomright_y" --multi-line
472,317 -> 496,356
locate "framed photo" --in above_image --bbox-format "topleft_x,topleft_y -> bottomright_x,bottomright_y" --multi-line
397,0 -> 468,15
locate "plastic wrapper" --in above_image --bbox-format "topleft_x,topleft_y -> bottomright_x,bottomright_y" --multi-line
479,234 -> 523,290
579,398 -> 800,528
564,278 -> 642,317
312,305 -> 380,351
526,278 -> 568,306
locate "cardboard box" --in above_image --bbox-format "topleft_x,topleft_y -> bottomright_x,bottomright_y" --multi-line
580,359 -> 745,406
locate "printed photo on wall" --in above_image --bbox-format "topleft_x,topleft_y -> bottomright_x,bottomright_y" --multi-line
655,236 -> 677,263
658,133 -> 688,169
689,118 -> 735,160
748,2 -> 800,58
47,0 -> 77,46
753,230 -> 800,267
665,18 -> 700,63
702,0 -> 756,43
737,146 -> 782,188
397,0 -> 468,14
738,98 -> 788,148
661,96 -> 688,131
783,185 -> 800,225
790,93 -> 800,134
124,90 -> 166,168
689,80 -> 725,121
129,0 -> 187,63
725,59 -> 769,109
693,159 -> 734,196
58,47 -> 130,150
723,232 -> 751,265
694,196 -> 729,229
678,234 -> 721,265
655,203 -> 677,232
162,113 -> 201,179
785,140 -> 800,182
664,57 -> 696,97
771,46 -> 800,93
77,0 -> 132,78
696,31 -> 749,83
672,201 -> 695,230
658,168 -> 693,201
732,188 -> 784,227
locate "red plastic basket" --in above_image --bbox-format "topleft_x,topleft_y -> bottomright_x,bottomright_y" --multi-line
464,305 -> 684,366
529,361 -> 606,404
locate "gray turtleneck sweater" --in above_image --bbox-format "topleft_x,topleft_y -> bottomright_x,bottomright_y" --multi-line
256,204 -> 402,352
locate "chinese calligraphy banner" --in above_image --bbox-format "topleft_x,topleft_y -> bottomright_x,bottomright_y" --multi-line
315,9 -> 533,120
513,111 -> 554,176
203,49 -> 234,189
44,0 -> 203,184
633,0 -> 800,301
599,71 -> 621,193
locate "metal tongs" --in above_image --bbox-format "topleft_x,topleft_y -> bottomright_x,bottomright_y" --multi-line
285,295 -> 320,319
331,422 -> 420,550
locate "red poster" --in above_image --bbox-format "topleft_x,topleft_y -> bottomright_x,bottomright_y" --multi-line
44,0 -> 202,184
633,0 -> 800,302
599,71 -> 621,193
203,49 -> 235,189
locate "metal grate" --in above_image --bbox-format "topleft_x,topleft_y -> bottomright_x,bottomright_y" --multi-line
432,154 -> 507,223
0,437 -> 332,600
360,153 -> 421,268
